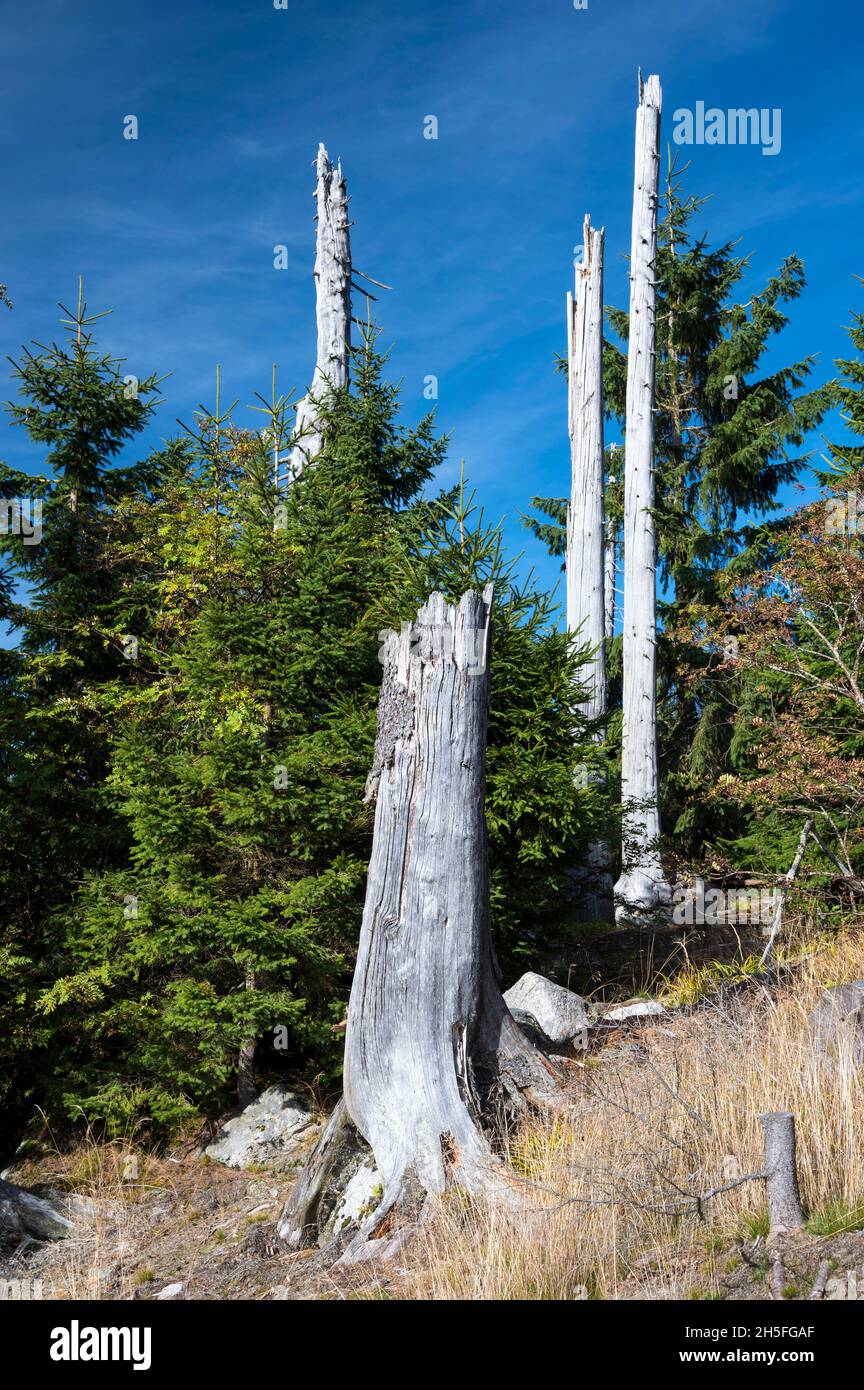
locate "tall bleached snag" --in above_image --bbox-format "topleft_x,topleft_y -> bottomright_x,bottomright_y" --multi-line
566,215 -> 607,724
287,144 -> 352,479
614,73 -> 672,920
279,589 -> 562,1258
566,215 -> 611,915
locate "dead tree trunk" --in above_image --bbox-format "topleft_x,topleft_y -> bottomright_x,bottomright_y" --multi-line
567,214 -> 606,726
345,588 -> 561,1222
760,1111 -> 805,1237
566,215 -> 611,918
279,589 -> 562,1256
287,143 -> 352,479
614,73 -> 672,922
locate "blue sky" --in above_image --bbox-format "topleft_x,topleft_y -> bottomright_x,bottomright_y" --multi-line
1,0 -> 862,639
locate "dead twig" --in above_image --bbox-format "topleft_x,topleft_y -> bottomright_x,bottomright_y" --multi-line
760,819 -> 813,968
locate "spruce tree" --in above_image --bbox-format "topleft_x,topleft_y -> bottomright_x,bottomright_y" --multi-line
605,158 -> 831,608
681,287 -> 863,887
36,330 -> 600,1135
820,277 -> 864,477
36,336 -> 438,1130
0,286 -> 171,1155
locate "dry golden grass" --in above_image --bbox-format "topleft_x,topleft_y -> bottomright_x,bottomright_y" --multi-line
36,1137 -> 144,1300
401,925 -> 864,1301
11,1129 -> 249,1300
9,923 -> 864,1302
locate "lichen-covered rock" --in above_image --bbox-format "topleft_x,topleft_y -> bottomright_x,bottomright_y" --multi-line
503,972 -> 588,1048
204,1086 -> 318,1172
331,1161 -> 382,1235
276,1100 -> 383,1249
155,1281 -> 185,1300
0,1178 -> 74,1241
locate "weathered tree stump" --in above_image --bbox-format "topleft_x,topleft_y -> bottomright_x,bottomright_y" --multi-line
278,588 -> 563,1259
760,1111 -> 805,1238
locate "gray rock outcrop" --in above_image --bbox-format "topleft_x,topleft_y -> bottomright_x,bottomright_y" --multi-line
503,972 -> 588,1048
204,1086 -> 318,1172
